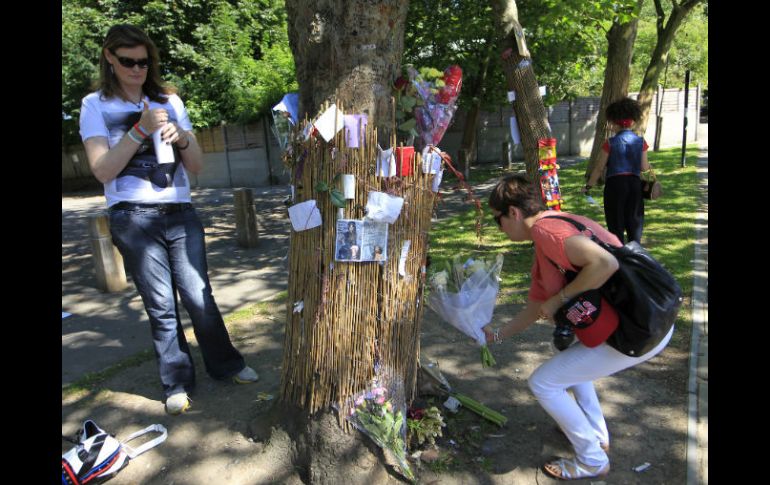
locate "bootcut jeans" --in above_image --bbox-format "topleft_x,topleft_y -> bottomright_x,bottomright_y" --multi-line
108,205 -> 245,398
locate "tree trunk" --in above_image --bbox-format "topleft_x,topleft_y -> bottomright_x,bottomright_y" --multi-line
284,0 -> 409,131
636,0 -> 704,132
257,2 -> 437,483
584,1 -> 642,181
459,46 -> 493,166
491,0 -> 551,182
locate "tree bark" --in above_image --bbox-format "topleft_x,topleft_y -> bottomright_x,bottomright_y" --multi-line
584,1 -> 642,181
636,0 -> 704,132
458,46 -> 493,166
491,0 -> 551,182
284,0 -> 409,131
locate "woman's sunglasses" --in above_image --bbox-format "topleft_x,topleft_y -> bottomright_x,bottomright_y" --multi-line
115,56 -> 150,69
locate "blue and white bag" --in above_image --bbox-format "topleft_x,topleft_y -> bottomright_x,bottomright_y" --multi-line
61,420 -> 167,484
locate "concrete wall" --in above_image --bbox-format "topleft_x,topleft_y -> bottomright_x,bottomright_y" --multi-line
63,87 -> 700,190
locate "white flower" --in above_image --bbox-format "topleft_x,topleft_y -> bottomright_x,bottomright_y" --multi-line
431,270 -> 448,288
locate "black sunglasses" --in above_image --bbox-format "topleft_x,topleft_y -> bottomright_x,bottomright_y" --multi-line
116,56 -> 150,69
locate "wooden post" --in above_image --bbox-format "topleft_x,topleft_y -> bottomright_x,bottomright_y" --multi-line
234,188 -> 260,248
88,214 -> 128,292
502,141 -> 512,170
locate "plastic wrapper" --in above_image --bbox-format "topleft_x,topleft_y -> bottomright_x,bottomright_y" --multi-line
407,65 -> 463,148
427,255 -> 503,366
342,368 -> 414,482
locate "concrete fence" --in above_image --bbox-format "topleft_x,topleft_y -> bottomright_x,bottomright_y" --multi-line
62,87 -> 700,191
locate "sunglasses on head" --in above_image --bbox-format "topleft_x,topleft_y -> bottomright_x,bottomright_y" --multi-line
115,56 -> 150,69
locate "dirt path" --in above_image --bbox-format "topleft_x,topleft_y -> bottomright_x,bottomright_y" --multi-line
62,297 -> 690,484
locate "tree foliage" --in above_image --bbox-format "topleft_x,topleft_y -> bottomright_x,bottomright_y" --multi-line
404,0 -> 640,111
631,0 -> 708,90
61,0 -> 297,145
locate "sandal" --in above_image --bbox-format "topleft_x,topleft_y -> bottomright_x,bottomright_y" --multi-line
543,457 -> 610,481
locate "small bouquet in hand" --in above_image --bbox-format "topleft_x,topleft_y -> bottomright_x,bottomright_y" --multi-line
343,369 -> 414,482
427,254 -> 504,367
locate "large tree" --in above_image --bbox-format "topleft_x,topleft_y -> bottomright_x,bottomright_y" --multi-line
585,0 -> 644,180
249,1 -> 436,483
635,0 -> 705,132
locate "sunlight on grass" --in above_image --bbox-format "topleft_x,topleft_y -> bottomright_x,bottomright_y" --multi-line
428,146 -> 702,324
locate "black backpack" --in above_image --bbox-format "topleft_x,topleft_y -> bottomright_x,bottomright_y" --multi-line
546,216 -> 683,356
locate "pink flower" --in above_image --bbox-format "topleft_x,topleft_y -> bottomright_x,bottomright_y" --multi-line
375,395 -> 386,405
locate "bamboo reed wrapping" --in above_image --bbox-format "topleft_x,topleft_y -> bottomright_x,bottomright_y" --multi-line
279,101 -> 438,424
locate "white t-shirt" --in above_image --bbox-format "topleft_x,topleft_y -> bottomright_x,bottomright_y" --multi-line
79,91 -> 193,207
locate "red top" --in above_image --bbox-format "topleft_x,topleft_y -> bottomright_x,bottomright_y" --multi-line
528,213 -> 622,302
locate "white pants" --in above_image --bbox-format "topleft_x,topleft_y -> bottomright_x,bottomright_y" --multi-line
528,326 -> 674,466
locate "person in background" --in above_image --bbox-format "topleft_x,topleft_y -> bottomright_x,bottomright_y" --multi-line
79,24 -> 259,416
484,174 -> 672,480
583,97 -> 651,244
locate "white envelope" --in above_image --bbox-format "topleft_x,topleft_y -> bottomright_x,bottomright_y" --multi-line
365,191 -> 404,224
288,199 -> 322,231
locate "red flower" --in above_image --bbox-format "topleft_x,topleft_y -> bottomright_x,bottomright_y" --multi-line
394,76 -> 408,91
407,407 -> 425,420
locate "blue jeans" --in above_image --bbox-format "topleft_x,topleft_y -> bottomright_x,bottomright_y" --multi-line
108,206 -> 245,398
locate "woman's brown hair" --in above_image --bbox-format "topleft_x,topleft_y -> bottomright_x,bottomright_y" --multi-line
489,173 -> 545,218
96,24 -> 175,103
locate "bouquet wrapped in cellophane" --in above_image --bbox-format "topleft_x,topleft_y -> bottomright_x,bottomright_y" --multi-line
341,367 -> 414,482
427,254 -> 504,367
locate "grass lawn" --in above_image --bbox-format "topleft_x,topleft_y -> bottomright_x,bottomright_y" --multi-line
428,145 -> 702,342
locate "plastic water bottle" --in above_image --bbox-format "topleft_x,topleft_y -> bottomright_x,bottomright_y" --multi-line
153,125 -> 175,164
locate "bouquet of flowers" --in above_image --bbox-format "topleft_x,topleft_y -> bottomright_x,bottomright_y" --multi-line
393,65 -> 462,149
411,65 -> 462,148
427,254 -> 504,367
343,369 -> 414,482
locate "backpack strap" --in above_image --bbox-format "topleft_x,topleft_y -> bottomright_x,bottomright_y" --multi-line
541,215 -> 614,251
121,424 -> 168,459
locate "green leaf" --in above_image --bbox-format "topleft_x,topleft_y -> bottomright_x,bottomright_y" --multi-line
315,181 -> 329,192
398,118 -> 417,132
330,189 -> 346,208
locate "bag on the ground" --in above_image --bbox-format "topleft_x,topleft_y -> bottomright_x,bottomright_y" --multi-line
547,216 -> 683,356
62,420 -> 167,484
641,169 -> 662,200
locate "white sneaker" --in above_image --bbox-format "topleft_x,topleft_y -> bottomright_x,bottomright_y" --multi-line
233,366 -> 259,384
165,392 -> 191,415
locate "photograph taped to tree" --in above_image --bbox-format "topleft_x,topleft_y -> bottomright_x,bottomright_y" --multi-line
335,219 -> 389,262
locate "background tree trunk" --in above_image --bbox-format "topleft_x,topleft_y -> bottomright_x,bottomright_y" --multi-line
491,0 -> 551,182
458,47 -> 493,166
636,0 -> 704,132
584,1 -> 642,182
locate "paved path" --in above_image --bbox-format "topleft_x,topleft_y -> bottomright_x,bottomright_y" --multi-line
62,185 -> 292,386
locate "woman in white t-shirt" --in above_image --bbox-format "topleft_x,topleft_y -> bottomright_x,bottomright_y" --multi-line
79,24 -> 258,416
